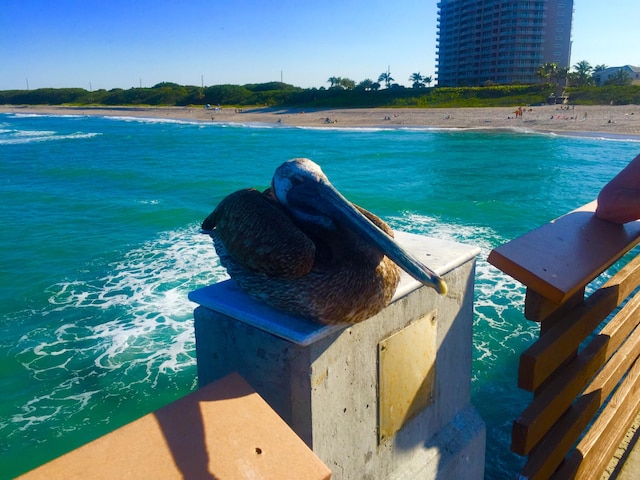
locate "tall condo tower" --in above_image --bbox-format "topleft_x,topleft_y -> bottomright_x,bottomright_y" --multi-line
436,0 -> 573,86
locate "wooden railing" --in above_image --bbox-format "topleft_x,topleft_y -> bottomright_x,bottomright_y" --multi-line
488,201 -> 640,479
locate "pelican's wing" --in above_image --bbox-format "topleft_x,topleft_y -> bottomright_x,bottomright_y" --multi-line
202,188 -> 316,278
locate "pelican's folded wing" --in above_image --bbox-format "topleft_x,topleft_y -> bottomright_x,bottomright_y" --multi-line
203,189 -> 316,278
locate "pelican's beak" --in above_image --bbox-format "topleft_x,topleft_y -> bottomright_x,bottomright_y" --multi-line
289,177 -> 448,296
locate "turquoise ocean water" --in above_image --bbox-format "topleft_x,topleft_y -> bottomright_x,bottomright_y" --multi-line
1,112 -> 639,478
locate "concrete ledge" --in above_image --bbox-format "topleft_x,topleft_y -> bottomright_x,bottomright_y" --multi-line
17,372 -> 331,480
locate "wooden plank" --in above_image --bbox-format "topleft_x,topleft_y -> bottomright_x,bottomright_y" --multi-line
524,288 -> 584,324
553,356 -> 640,479
517,256 -> 640,392
519,392 -> 600,480
612,252 -> 640,302
519,320 -> 640,479
18,372 -> 332,480
512,335 -> 609,456
518,287 -> 617,391
487,201 -> 640,305
513,291 -> 640,455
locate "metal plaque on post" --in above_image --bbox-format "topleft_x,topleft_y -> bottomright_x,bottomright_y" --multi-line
378,310 -> 437,443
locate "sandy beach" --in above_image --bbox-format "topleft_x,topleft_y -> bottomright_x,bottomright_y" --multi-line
2,104 -> 640,138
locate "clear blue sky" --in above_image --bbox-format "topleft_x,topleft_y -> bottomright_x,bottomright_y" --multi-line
1,0 -> 639,91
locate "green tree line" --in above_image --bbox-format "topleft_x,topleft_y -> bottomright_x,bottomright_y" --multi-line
1,78 -> 639,108
537,60 -> 635,87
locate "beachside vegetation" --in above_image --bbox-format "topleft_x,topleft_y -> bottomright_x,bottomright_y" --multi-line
1,78 -> 639,108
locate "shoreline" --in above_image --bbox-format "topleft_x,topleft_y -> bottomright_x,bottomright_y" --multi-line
2,104 -> 640,139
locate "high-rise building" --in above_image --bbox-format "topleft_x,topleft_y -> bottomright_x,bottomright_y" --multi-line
436,0 -> 574,86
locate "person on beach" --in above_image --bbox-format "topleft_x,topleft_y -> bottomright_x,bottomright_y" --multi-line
596,153 -> 640,224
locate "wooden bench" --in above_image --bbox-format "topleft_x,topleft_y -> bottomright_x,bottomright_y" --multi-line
488,201 -> 640,479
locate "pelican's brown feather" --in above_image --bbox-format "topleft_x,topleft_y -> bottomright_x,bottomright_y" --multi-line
202,188 -> 315,278
201,158 -> 446,325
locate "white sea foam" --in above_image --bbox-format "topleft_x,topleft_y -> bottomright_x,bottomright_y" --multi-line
389,212 -> 537,365
104,115 -> 199,126
9,225 -> 226,431
7,213 -> 539,435
0,129 -> 101,145
213,121 -> 283,129
5,113 -> 91,122
7,113 -> 49,118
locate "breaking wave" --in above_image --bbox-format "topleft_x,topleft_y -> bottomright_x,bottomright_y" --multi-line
4,226 -> 226,434
0,128 -> 101,145
390,213 -> 537,370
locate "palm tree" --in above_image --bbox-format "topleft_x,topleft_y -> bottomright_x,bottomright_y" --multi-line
573,60 -> 593,87
409,72 -> 425,89
423,75 -> 433,87
378,70 -> 394,89
356,79 -> 375,91
536,62 -> 558,83
573,60 -> 592,76
570,60 -> 594,87
537,61 -> 570,103
536,62 -> 569,86
557,66 -> 570,85
327,76 -> 342,88
339,78 -> 356,90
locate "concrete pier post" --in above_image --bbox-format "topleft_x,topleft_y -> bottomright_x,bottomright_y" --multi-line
189,232 -> 485,479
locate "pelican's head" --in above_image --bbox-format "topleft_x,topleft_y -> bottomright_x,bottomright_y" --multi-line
272,158 -> 337,229
271,158 -> 447,295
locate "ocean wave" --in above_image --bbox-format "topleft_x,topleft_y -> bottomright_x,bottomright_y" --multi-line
8,226 -> 226,432
5,113 -> 92,121
531,129 -> 640,142
389,212 -> 536,364
212,121 -> 285,129
0,129 -> 101,145
104,115 -> 200,126
6,113 -> 51,118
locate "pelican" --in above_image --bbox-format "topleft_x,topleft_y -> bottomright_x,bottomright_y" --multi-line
201,158 -> 446,325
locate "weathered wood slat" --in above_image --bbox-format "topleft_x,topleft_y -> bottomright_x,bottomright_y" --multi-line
517,254 -> 640,392
487,201 -> 640,305
611,251 -> 640,301
513,292 -> 640,455
489,201 -> 640,478
552,356 -> 640,479
512,335 -> 608,455
520,393 -> 600,480
518,287 -> 616,391
524,288 -> 584,324
519,319 -> 640,479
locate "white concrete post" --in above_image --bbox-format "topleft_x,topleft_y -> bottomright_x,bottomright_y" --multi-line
189,232 -> 485,479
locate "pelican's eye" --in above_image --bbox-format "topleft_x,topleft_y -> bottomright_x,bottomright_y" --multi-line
290,175 -> 305,187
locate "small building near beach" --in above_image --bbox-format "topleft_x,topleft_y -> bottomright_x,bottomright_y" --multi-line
593,65 -> 640,86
